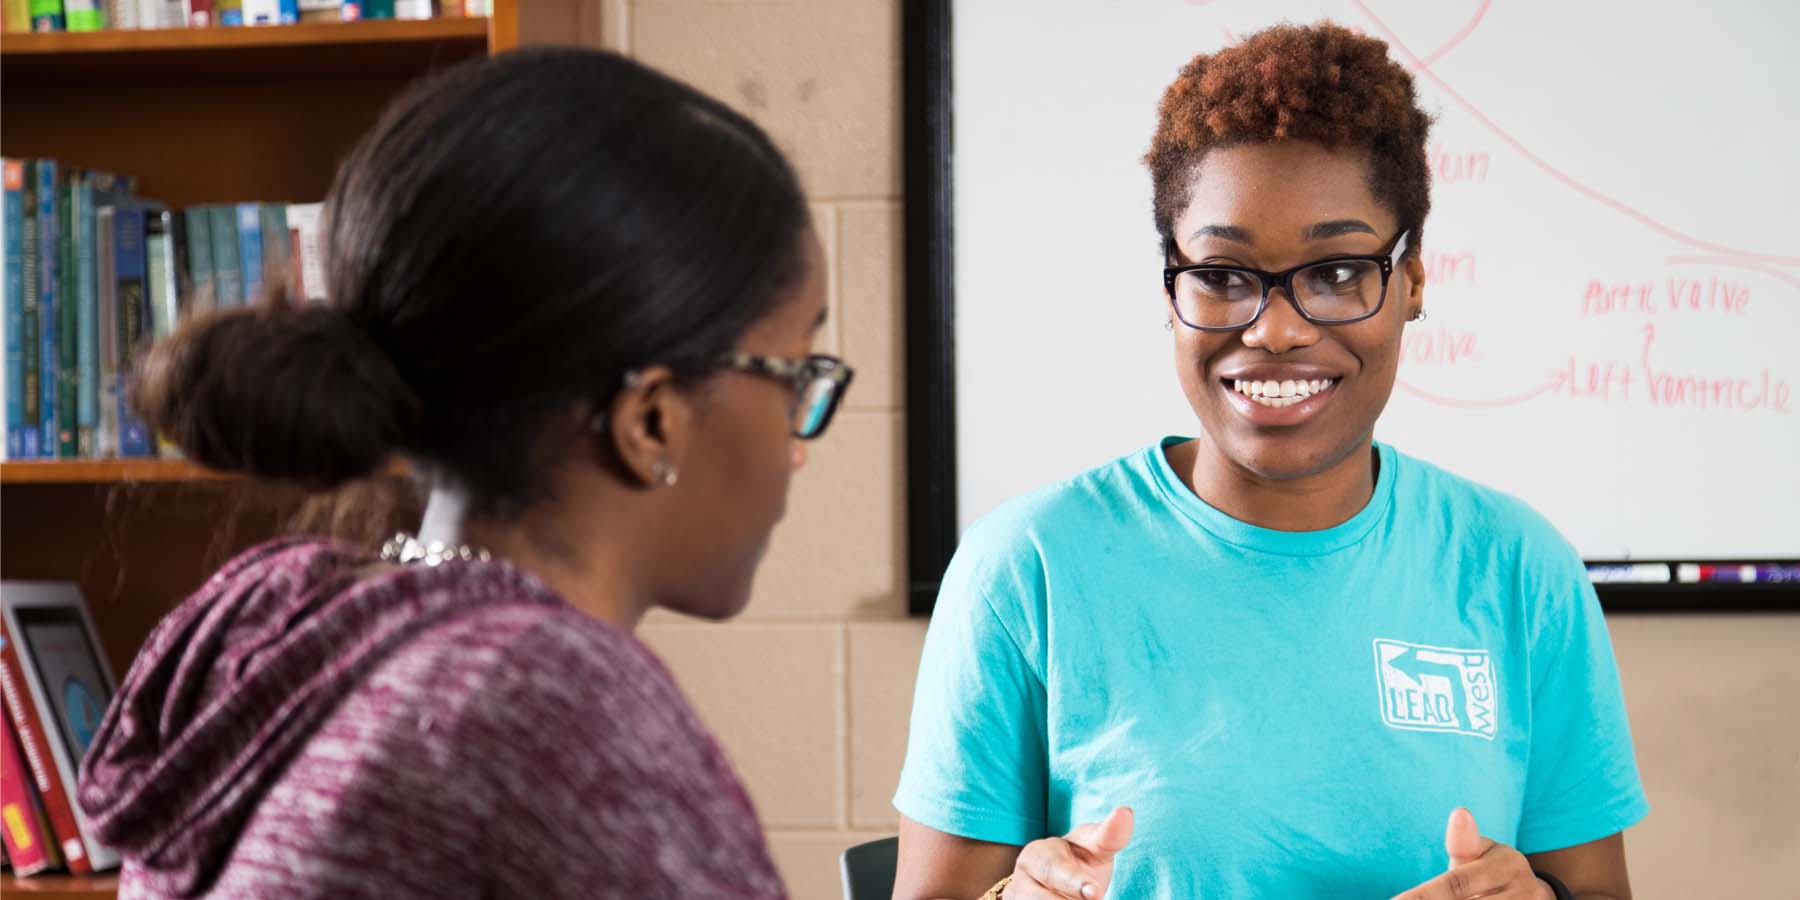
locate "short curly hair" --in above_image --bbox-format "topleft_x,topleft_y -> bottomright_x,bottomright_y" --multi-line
1145,22 -> 1432,257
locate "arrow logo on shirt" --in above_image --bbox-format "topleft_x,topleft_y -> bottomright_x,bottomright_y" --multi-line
1388,647 -> 1468,730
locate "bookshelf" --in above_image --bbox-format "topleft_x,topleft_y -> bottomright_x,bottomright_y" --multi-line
0,7 -> 543,893
0,873 -> 119,897
0,458 -> 231,483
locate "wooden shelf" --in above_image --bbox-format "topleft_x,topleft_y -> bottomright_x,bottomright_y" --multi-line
0,19 -> 492,79
0,873 -> 119,898
0,459 -> 232,484
1,18 -> 489,55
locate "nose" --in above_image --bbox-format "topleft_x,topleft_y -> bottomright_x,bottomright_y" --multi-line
1240,288 -> 1323,355
791,440 -> 808,471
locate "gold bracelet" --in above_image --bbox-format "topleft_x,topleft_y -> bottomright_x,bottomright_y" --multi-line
978,875 -> 1013,900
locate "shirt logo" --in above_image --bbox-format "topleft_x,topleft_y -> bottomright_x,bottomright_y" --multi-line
1373,638 -> 1498,740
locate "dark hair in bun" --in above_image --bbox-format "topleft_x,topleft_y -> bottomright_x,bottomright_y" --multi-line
133,48 -> 810,515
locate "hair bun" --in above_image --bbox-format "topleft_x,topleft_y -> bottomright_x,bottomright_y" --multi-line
133,299 -> 421,488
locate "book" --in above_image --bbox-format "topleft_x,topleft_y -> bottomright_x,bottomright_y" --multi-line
147,212 -> 179,340
361,0 -> 389,19
76,172 -> 111,458
61,0 -> 100,29
55,169 -> 77,458
295,0 -> 339,21
3,160 -> 23,460
27,0 -> 62,30
393,0 -> 425,19
0,583 -> 121,873
3,0 -> 29,31
287,202 -> 325,303
0,613 -> 92,875
95,206 -> 118,458
0,714 -> 59,876
138,0 -> 180,27
259,203 -> 289,302
236,203 -> 263,304
185,0 -> 211,26
113,206 -> 153,458
19,164 -> 40,459
241,0 -> 273,23
183,205 -> 214,314
36,161 -> 58,456
145,211 -> 179,457
438,0 -> 464,17
107,0 -> 134,29
215,0 -> 239,25
208,205 -> 241,307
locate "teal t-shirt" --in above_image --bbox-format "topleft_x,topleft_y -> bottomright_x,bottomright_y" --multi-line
893,440 -> 1648,897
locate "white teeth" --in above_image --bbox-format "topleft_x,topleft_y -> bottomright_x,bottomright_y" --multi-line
1231,376 -> 1337,407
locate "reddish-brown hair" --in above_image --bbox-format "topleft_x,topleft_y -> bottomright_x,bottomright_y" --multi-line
1145,22 -> 1433,255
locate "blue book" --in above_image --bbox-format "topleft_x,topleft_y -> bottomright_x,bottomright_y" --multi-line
279,0 -> 297,22
75,172 -> 101,457
112,206 -> 153,458
36,160 -> 57,455
236,203 -> 263,304
4,160 -> 24,459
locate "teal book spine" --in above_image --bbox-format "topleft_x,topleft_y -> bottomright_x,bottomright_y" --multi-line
184,206 -> 215,313
35,161 -> 56,456
208,206 -> 241,307
55,168 -> 75,457
75,173 -> 101,457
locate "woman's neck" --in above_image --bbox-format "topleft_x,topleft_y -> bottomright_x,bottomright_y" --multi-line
1181,436 -> 1379,533
419,482 -> 655,631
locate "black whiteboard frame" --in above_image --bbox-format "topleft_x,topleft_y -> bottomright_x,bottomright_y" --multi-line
900,1 -> 1797,615
904,0 -> 958,616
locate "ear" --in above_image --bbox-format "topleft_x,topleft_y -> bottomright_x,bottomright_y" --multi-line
597,365 -> 694,489
1402,251 -> 1426,320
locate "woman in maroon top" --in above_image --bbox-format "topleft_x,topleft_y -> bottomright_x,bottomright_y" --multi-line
75,48 -> 847,899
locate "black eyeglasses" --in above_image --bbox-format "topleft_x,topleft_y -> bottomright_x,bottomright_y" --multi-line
1162,230 -> 1411,331
718,352 -> 855,440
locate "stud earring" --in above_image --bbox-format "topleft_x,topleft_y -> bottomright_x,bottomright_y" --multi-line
650,460 -> 679,487
1409,308 -> 1428,322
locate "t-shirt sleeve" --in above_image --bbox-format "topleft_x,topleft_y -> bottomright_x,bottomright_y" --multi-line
1515,544 -> 1650,854
892,524 -> 1051,847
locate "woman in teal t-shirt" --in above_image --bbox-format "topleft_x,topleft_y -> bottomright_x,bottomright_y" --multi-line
892,23 -> 1646,900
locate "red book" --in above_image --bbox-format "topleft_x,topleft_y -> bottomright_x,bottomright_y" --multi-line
186,0 -> 212,26
0,617 -> 91,875
1,714 -> 59,876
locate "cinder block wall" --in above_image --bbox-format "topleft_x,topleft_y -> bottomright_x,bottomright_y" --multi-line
585,4 -> 927,898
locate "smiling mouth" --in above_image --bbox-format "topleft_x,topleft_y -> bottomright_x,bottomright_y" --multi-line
1227,377 -> 1340,408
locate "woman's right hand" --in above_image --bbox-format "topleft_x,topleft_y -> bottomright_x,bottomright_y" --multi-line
1002,807 -> 1135,899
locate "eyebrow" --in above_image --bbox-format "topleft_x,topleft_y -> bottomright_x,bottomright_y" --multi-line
1187,224 -> 1252,244
1302,219 -> 1378,240
1187,220 -> 1380,245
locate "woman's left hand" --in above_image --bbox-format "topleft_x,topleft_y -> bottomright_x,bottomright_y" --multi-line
1388,808 -> 1552,900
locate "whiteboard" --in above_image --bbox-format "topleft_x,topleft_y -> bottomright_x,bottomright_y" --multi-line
953,0 -> 1799,559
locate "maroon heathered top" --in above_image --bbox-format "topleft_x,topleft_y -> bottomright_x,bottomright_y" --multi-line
76,538 -> 787,899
